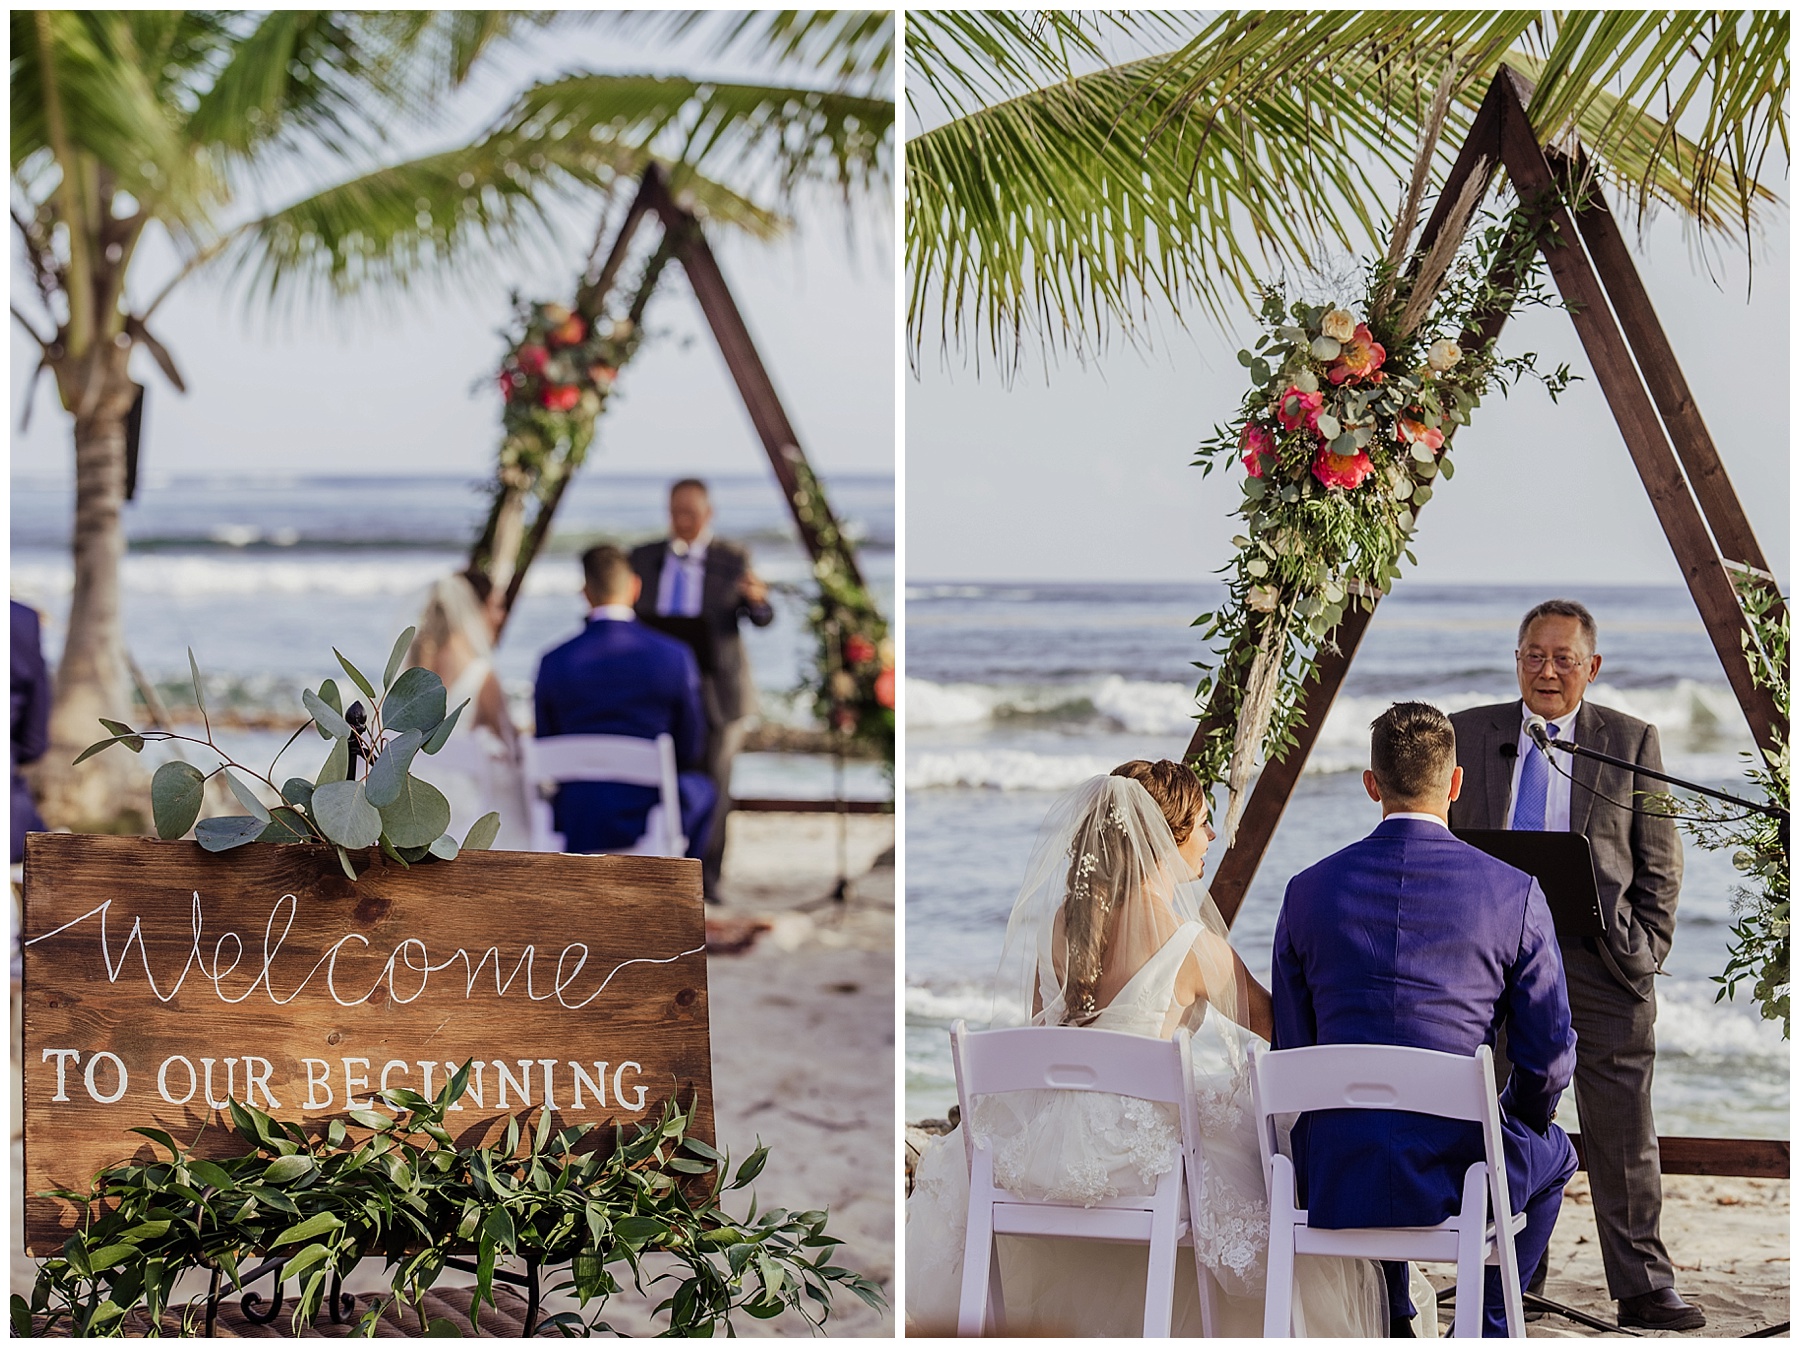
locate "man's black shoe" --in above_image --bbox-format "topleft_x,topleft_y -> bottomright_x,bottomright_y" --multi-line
1618,1288 -> 1706,1331
1388,1314 -> 1417,1337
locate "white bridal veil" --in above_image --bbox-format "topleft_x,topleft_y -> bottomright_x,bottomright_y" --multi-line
998,773 -> 1253,1037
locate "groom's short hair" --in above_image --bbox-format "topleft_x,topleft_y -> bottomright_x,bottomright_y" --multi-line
581,544 -> 634,603
1369,701 -> 1457,803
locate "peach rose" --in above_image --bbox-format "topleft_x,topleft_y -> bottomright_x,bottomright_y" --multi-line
1327,324 -> 1387,385
1398,414 -> 1445,453
1311,442 -> 1375,490
1276,387 -> 1325,434
1240,421 -> 1276,477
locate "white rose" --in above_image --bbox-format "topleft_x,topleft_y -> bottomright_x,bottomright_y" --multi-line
1320,308 -> 1358,342
1427,339 -> 1462,372
1247,584 -> 1281,614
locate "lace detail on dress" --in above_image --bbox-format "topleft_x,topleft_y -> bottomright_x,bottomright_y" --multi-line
977,1091 -> 1182,1208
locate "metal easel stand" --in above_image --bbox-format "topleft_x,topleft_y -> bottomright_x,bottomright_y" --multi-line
199,1258 -> 356,1336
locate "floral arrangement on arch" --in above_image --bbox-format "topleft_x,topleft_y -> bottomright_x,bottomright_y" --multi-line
1189,79 -> 1573,838
495,300 -> 644,483
789,457 -> 894,769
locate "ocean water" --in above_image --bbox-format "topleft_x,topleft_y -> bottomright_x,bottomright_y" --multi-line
11,470 -> 893,801
905,581 -> 1788,1140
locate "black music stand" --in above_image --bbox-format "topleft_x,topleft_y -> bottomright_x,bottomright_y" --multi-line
1452,829 -> 1607,939
640,613 -> 717,674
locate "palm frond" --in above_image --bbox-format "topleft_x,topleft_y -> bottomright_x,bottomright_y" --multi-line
227,121 -> 778,308
11,10 -> 200,210
907,52 -> 1413,369
502,72 -> 892,206
907,10 -> 1786,363
580,11 -> 894,95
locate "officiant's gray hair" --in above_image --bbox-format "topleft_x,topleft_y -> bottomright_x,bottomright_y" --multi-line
1518,599 -> 1597,651
1369,701 -> 1456,803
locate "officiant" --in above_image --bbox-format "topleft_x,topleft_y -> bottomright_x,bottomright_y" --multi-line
632,479 -> 774,901
1449,600 -> 1701,1332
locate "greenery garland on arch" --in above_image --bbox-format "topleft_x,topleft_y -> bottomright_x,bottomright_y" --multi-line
1189,190 -> 1574,838
788,456 -> 895,770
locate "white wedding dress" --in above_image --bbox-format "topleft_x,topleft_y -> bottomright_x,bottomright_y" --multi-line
410,657 -> 532,851
907,919 -> 1417,1337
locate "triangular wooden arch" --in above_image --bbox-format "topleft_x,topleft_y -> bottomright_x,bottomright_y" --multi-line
1188,68 -> 1786,1178
478,161 -> 870,625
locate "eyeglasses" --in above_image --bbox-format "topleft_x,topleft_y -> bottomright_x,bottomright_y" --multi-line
1517,652 -> 1588,674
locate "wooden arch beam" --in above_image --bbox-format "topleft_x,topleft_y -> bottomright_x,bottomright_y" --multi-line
1192,65 -> 1784,929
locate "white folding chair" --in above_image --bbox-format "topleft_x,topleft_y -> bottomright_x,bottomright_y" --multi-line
520,733 -> 686,857
949,1020 -> 1222,1338
1250,1043 -> 1526,1338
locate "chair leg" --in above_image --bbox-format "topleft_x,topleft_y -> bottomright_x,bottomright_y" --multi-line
986,1243 -> 1007,1335
1453,1163 -> 1488,1338
1141,1198 -> 1178,1337
958,1202 -> 995,1336
1196,1261 -> 1222,1339
1264,1156 -> 1299,1337
959,1150 -> 999,1337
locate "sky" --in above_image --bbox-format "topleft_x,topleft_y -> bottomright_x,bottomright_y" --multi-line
10,21 -> 896,484
906,32 -> 1789,587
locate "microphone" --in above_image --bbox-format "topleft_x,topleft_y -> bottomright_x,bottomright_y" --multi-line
1525,714 -> 1551,753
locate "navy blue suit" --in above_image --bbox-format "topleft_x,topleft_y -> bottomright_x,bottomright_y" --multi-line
12,601 -> 51,864
1273,815 -> 1579,1335
534,616 -> 715,857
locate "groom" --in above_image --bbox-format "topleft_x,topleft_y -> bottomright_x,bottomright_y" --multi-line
1272,702 -> 1579,1337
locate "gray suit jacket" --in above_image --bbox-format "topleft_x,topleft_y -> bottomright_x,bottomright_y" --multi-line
1448,699 -> 1682,1000
631,538 -> 775,726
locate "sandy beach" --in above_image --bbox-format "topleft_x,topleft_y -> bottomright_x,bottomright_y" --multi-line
11,811 -> 896,1337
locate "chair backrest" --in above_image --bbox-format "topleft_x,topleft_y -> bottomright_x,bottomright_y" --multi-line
525,733 -> 672,789
950,1019 -> 1196,1178
1252,1042 -> 1495,1123
952,1022 -> 1191,1111
1250,1042 -> 1511,1232
521,733 -> 682,855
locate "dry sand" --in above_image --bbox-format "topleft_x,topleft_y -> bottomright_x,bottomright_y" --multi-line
1473,1169 -> 1790,1338
10,812 -> 896,1337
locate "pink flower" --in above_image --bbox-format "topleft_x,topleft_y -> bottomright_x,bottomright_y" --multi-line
1398,414 -> 1445,454
875,668 -> 895,709
516,344 -> 549,376
1327,324 -> 1386,386
1311,442 -> 1374,490
1275,387 -> 1324,434
548,315 -> 588,347
540,384 -> 581,412
1239,422 -> 1276,477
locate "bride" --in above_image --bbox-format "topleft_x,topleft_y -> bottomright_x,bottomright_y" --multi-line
403,573 -> 531,850
907,761 -> 1426,1337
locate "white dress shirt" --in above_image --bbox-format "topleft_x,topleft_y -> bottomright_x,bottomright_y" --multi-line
1385,810 -> 1451,829
587,604 -> 636,623
1504,702 -> 1581,832
655,530 -> 711,618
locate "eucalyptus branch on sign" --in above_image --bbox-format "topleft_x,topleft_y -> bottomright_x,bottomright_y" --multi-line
76,631 -> 497,881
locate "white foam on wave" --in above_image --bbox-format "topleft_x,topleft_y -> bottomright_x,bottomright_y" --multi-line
1654,980 -> 1788,1062
906,983 -> 1028,1029
907,674 -> 1753,791
1090,675 -> 1201,734
12,555 -> 586,601
908,749 -> 1122,792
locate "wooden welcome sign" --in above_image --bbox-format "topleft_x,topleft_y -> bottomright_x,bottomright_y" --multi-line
21,833 -> 711,1253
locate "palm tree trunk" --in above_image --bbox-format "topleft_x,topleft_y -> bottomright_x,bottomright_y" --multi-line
35,349 -> 142,829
